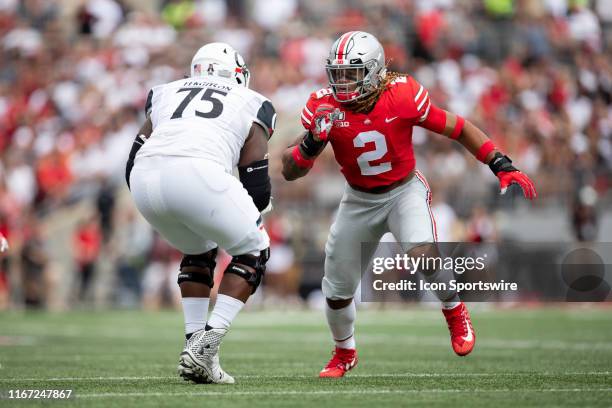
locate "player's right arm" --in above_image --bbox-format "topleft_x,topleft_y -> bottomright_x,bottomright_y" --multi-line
281,91 -> 337,181
125,117 -> 152,189
126,89 -> 155,189
281,132 -> 315,181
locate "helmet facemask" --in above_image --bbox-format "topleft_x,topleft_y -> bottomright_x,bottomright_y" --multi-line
327,63 -> 364,102
233,51 -> 250,88
326,59 -> 384,103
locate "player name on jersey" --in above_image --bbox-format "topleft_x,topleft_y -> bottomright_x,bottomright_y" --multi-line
137,76 -> 275,173
182,80 -> 233,91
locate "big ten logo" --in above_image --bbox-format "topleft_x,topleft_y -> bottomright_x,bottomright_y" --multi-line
334,110 -> 349,127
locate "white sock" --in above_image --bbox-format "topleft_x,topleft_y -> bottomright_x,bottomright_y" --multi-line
442,300 -> 461,310
207,294 -> 245,330
422,267 -> 460,306
325,301 -> 356,350
181,297 -> 209,335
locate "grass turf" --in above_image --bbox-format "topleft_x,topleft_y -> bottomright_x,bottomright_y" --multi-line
0,307 -> 611,407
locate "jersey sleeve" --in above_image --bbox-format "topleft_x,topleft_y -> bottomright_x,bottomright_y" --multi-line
146,84 -> 165,127
393,76 -> 432,124
300,88 -> 333,130
253,99 -> 276,139
144,89 -> 153,117
248,93 -> 276,140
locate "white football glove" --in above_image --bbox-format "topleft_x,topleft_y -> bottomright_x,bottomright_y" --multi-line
0,236 -> 8,253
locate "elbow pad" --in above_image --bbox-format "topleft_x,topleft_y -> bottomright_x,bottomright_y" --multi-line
238,159 -> 271,212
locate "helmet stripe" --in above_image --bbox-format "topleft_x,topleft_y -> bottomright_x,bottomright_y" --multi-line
336,31 -> 357,60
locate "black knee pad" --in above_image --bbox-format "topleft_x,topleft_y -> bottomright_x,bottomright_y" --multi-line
177,248 -> 218,288
225,248 -> 269,294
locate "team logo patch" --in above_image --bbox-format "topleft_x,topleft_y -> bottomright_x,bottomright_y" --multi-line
333,110 -> 349,128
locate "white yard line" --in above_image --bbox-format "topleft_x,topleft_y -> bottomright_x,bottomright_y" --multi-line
1,372 -> 610,382
75,388 -> 612,398
3,333 -> 612,352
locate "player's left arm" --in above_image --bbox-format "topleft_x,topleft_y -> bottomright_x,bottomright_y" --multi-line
238,123 -> 272,213
420,105 -> 537,200
281,104 -> 338,181
238,98 -> 275,214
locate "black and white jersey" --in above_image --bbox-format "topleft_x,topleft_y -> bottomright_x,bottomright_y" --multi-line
137,76 -> 276,172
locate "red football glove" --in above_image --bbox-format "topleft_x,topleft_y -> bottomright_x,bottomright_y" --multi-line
497,171 -> 537,199
489,153 -> 537,200
310,104 -> 341,142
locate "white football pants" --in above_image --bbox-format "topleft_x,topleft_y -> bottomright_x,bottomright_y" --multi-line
130,156 -> 269,256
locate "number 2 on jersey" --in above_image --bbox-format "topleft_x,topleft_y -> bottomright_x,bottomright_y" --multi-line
353,130 -> 392,176
171,87 -> 227,119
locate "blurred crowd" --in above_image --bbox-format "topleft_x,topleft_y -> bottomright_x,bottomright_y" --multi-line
0,0 -> 610,309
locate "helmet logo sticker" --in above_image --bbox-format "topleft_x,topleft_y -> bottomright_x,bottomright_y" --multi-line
344,38 -> 355,55
336,31 -> 357,59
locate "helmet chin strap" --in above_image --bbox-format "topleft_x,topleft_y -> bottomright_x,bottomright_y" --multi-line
335,90 -> 361,102
334,82 -> 378,103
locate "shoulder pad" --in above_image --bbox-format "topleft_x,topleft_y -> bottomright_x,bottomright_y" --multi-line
389,75 -> 409,86
313,87 -> 333,100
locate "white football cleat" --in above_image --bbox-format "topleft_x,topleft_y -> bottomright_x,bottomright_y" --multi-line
178,328 -> 235,384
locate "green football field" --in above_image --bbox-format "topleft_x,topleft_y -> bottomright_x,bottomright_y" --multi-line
1,307 -> 611,407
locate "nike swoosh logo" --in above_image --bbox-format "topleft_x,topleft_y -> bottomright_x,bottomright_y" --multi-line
462,321 -> 473,342
385,116 -> 399,123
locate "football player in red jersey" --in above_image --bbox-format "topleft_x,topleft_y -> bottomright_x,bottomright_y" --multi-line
281,31 -> 537,378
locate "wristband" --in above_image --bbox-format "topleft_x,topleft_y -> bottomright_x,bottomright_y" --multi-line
488,152 -> 518,175
292,145 -> 315,169
300,131 -> 325,157
450,116 -> 465,140
476,140 -> 496,163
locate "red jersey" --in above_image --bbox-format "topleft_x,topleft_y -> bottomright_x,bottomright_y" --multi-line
301,75 -> 431,189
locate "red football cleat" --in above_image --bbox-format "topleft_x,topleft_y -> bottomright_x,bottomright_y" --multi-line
319,347 -> 358,378
442,302 -> 476,356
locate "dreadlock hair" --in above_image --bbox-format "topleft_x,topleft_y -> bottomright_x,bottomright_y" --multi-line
344,70 -> 407,114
